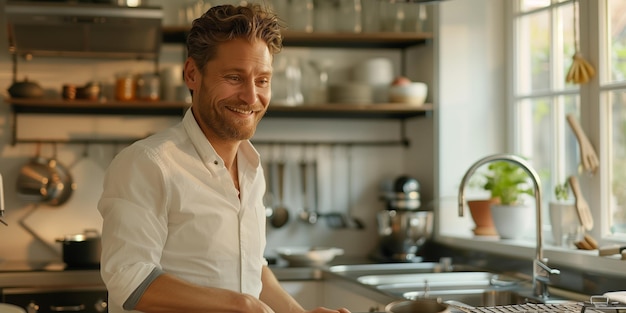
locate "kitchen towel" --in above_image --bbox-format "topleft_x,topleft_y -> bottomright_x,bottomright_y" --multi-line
604,291 -> 626,304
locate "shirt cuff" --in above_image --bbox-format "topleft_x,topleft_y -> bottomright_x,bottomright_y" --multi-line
123,267 -> 165,310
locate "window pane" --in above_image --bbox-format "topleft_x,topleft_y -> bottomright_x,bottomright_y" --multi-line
517,98 -> 552,204
516,10 -> 551,94
610,89 -> 626,235
520,0 -> 550,12
561,2 -> 578,91
562,96 -> 580,179
608,0 -> 626,83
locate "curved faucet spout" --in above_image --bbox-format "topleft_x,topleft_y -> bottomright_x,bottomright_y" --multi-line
457,153 -> 557,299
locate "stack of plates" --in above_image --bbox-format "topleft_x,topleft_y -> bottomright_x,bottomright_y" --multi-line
328,83 -> 373,105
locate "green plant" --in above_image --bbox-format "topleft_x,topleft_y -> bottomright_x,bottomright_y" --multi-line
480,161 -> 534,205
554,181 -> 570,201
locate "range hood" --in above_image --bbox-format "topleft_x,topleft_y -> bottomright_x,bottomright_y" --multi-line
5,1 -> 163,59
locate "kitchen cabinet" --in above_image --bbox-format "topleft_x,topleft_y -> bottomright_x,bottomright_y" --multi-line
323,282 -> 387,312
280,279 -> 388,311
280,281 -> 323,310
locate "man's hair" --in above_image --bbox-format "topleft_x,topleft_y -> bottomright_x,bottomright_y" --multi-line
186,4 -> 284,72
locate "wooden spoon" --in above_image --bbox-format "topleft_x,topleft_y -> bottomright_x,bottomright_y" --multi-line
566,114 -> 599,175
568,175 -> 593,231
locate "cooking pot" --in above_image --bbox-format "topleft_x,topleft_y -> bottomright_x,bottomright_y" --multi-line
7,78 -> 44,98
16,145 -> 74,206
385,299 -> 450,313
56,229 -> 101,268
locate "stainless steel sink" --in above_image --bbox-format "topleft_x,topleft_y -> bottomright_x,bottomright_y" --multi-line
358,271 -> 518,287
404,289 -> 528,307
328,262 -> 485,280
326,262 -> 580,309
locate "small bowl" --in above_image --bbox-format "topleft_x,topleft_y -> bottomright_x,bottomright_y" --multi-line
389,82 -> 428,106
276,246 -> 344,267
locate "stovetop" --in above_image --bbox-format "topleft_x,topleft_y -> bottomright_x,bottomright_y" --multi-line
0,260 -> 99,273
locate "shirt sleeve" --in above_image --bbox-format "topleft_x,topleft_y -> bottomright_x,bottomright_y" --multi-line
97,143 -> 170,307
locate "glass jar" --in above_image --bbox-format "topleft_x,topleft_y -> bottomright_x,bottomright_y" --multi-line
136,73 -> 160,101
115,72 -> 135,101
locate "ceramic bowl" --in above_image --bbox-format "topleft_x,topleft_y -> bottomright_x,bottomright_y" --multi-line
389,82 -> 428,106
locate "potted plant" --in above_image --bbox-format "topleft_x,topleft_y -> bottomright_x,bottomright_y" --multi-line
465,173 -> 499,237
480,161 -> 535,239
549,181 -> 582,247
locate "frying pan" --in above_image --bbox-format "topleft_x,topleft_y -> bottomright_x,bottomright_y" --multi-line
16,144 -> 75,206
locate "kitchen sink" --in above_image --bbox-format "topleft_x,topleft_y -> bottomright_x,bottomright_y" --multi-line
404,289 -> 528,307
326,262 -> 581,309
328,261 -> 484,280
357,271 -> 520,288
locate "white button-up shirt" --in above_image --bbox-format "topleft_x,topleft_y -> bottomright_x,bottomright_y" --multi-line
98,109 -> 267,313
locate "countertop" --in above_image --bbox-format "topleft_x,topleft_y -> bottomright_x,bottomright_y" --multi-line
0,256 -> 374,288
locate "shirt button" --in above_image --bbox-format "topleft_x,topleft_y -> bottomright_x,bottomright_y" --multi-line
213,160 -> 218,165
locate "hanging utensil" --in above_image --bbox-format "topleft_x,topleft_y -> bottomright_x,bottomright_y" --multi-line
323,145 -> 347,229
565,0 -> 595,84
270,157 -> 290,228
569,175 -> 593,231
345,145 -> 365,229
16,143 -> 75,206
263,146 -> 276,222
566,114 -> 599,175
298,157 -> 318,224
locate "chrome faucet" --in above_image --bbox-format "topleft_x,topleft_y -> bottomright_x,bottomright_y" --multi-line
457,154 -> 560,300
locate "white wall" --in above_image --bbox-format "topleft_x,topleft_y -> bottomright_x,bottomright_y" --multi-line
0,1 -> 436,262
435,0 -> 507,237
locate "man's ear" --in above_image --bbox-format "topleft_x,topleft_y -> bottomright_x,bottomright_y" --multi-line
183,58 -> 199,89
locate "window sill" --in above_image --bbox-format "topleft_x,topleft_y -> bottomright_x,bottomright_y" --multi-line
435,234 -> 626,277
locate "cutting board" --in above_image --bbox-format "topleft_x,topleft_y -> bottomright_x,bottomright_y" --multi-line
21,157 -> 104,249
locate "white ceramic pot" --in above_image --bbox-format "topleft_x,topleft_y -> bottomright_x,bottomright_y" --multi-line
549,202 -> 583,247
490,204 -> 534,239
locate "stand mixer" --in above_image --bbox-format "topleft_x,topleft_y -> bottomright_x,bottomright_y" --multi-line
371,175 -> 433,262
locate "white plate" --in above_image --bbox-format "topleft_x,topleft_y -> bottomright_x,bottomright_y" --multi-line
276,246 -> 344,267
0,303 -> 26,313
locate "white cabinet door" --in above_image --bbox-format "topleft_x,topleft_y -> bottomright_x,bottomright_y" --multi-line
323,282 -> 387,312
280,281 -> 323,310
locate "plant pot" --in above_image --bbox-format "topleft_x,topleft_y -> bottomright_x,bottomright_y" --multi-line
549,201 -> 583,247
490,204 -> 534,239
467,199 -> 499,236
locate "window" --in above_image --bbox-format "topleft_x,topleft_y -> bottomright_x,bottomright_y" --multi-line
511,0 -> 626,241
606,0 -> 626,236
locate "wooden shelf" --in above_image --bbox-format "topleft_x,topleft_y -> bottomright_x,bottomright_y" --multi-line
7,98 -> 432,119
8,98 -> 190,116
162,27 -> 433,49
267,103 -> 432,119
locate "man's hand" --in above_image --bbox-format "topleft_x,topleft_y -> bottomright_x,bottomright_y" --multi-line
306,307 -> 351,313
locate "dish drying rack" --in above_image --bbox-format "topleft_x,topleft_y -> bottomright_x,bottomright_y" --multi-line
461,296 -> 625,313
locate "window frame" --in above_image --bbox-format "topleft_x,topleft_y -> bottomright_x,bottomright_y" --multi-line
508,0 -> 626,244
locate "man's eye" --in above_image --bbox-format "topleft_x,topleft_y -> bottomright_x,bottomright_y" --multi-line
257,78 -> 270,86
227,75 -> 241,82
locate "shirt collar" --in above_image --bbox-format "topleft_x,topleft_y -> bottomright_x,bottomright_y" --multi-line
182,108 -> 260,170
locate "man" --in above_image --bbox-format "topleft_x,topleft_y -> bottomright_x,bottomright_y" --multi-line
98,4 -> 351,313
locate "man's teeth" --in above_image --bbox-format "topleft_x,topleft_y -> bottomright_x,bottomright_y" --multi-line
230,107 -> 252,114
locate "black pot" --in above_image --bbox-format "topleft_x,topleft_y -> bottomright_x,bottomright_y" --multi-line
56,230 -> 101,268
7,79 -> 44,98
